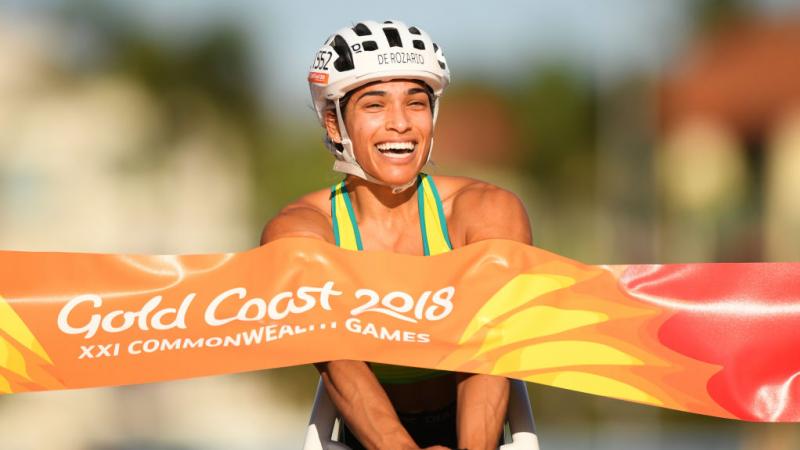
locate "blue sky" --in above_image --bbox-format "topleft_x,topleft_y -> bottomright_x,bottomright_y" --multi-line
108,0 -> 690,110
6,0 -> 800,119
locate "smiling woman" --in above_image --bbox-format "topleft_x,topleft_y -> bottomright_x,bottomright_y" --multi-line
261,20 -> 532,450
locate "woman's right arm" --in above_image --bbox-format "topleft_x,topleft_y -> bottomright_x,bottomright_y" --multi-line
260,205 -> 422,450
315,360 -> 421,450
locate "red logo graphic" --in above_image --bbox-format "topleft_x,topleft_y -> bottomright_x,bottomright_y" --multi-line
308,72 -> 329,85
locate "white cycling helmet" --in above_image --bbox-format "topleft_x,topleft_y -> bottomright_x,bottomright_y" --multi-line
308,20 -> 450,191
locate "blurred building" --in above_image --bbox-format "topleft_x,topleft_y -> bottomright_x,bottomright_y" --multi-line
0,14 -> 308,450
435,86 -> 519,166
660,17 -> 800,138
658,15 -> 800,262
0,17 -> 255,255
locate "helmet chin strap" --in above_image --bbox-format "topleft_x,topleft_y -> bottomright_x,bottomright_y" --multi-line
331,98 -> 440,194
332,159 -> 417,194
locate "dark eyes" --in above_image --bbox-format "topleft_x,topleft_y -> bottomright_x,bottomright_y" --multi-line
361,98 -> 428,110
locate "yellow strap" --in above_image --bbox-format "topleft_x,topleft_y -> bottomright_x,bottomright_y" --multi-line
332,175 -> 451,256
420,175 -> 452,256
332,182 -> 360,251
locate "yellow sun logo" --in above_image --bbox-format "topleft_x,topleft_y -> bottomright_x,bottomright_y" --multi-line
0,295 -> 59,393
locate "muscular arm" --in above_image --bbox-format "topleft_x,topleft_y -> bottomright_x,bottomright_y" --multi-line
260,203 -> 334,245
260,204 -> 420,450
451,183 -> 532,450
453,183 -> 532,246
315,361 -> 420,450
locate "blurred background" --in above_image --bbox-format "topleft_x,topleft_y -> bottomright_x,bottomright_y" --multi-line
1,0 -> 799,448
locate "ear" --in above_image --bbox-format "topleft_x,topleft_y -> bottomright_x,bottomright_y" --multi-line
324,109 -> 342,144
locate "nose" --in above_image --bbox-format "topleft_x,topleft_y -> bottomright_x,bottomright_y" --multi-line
385,103 -> 410,133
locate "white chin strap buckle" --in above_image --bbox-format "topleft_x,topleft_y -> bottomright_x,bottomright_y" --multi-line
331,160 -> 418,194
391,178 -> 417,194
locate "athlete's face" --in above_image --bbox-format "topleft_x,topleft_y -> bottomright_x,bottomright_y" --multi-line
327,79 -> 433,186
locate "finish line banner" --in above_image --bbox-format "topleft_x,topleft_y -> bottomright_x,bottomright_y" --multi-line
1,238 -> 798,422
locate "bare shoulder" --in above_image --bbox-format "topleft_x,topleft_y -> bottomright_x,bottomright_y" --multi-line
260,188 -> 334,245
430,175 -> 532,245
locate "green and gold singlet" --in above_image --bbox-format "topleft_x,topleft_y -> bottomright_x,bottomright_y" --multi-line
330,173 -> 452,384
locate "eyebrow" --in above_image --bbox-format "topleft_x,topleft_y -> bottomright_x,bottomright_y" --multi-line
356,90 -> 386,101
356,87 -> 429,102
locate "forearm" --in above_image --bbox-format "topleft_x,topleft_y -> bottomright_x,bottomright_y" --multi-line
316,360 -> 418,450
456,373 -> 509,450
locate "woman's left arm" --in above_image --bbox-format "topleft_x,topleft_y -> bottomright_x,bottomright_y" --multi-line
451,184 -> 532,450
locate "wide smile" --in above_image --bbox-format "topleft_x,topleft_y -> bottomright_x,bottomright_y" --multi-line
374,141 -> 417,161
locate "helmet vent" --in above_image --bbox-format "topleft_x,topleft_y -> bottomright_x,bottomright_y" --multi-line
353,23 -> 371,36
413,40 -> 425,50
408,26 -> 421,35
439,61 -> 446,70
331,34 -> 354,71
363,40 -> 378,51
433,43 -> 439,52
383,28 -> 403,47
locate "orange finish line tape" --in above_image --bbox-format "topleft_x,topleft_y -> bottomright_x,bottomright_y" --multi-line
1,238 -> 798,422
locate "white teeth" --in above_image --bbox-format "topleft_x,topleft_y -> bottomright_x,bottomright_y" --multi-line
382,151 -> 412,159
376,142 -> 415,151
